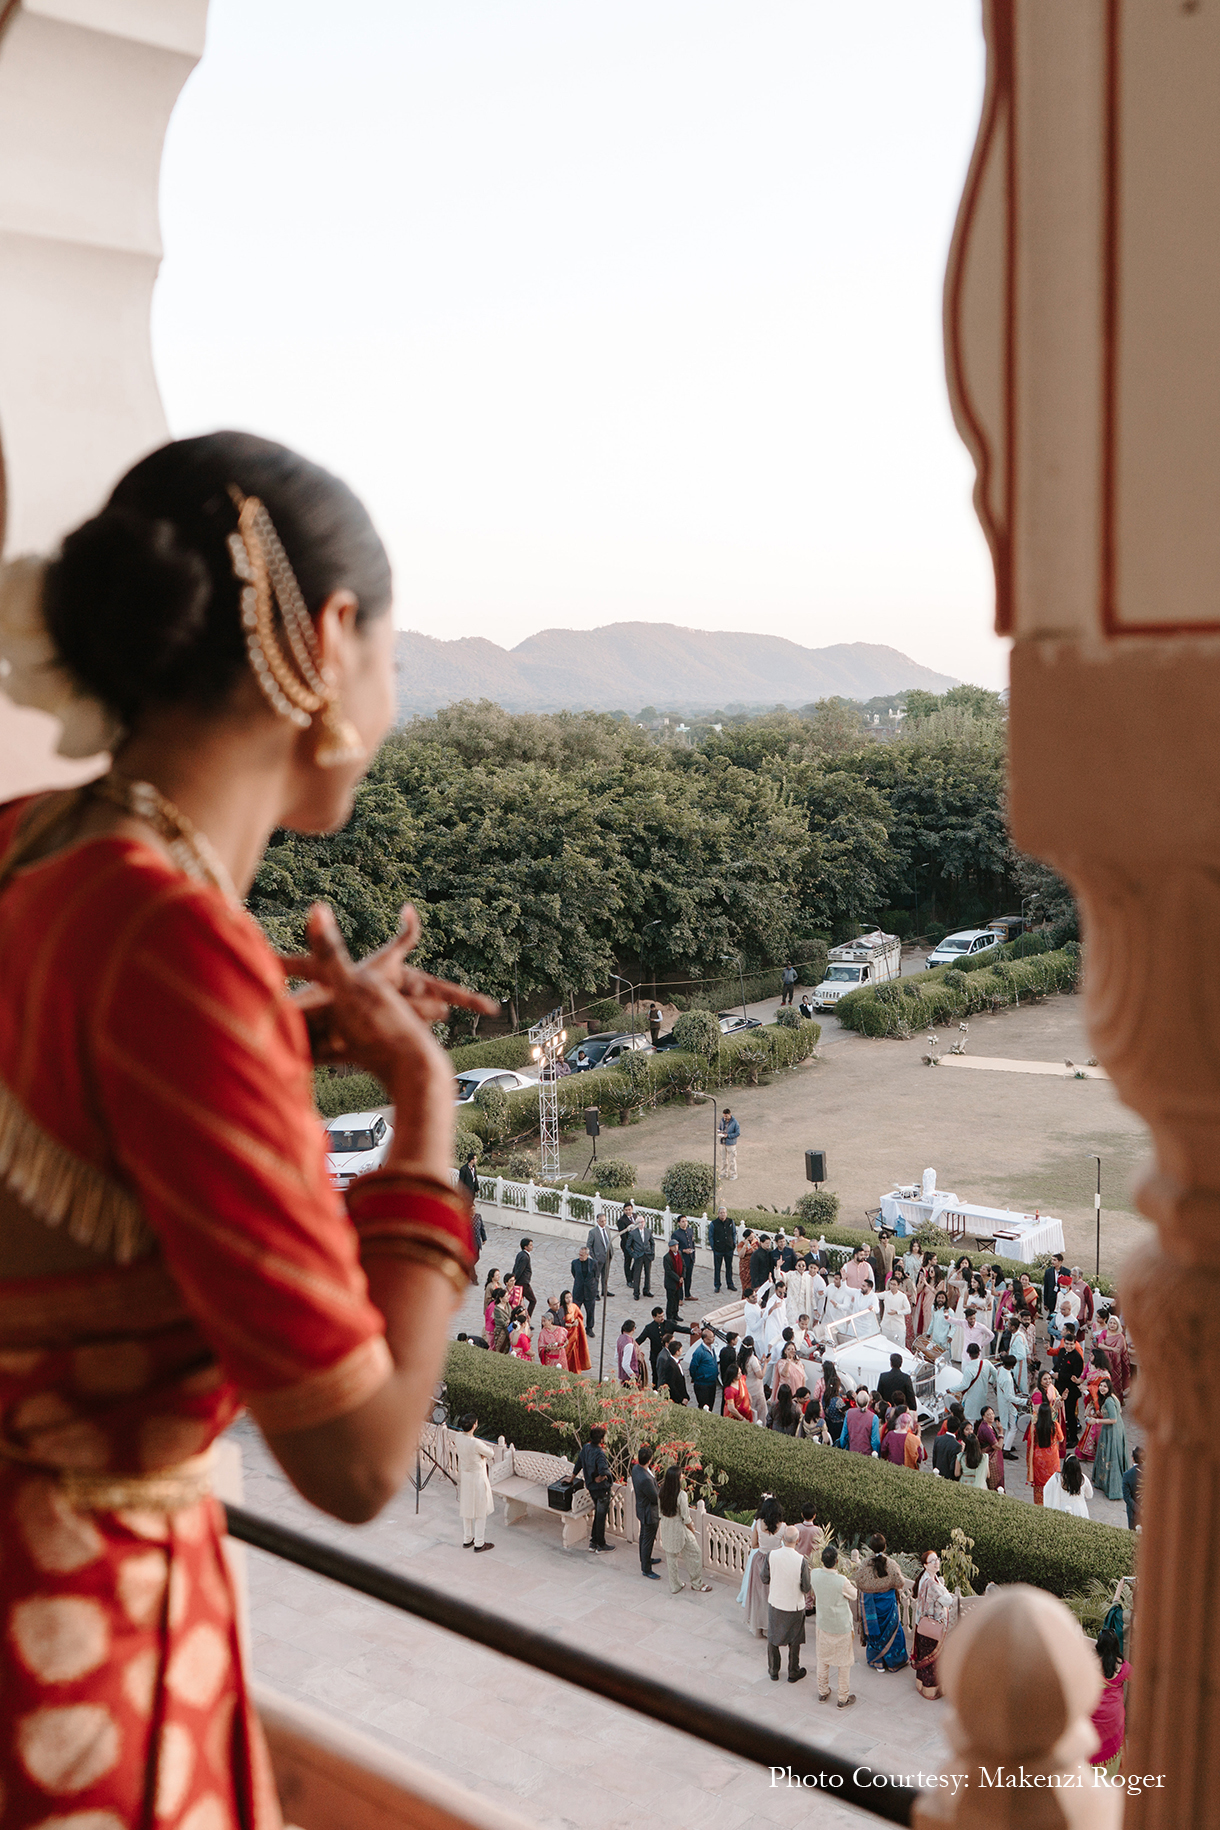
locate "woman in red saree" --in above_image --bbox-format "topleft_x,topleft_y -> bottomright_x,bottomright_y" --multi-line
560,1293 -> 591,1373
0,433 -> 497,1830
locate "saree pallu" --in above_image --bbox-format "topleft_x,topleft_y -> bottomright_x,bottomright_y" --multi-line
860,1588 -> 908,1671
562,1311 -> 590,1373
1076,1407 -> 1103,1461
913,1630 -> 942,1699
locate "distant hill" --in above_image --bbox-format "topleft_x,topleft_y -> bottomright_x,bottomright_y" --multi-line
394,622 -> 956,716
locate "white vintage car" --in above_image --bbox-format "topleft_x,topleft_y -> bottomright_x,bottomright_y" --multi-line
699,1298 -> 963,1428
817,1311 -> 962,1427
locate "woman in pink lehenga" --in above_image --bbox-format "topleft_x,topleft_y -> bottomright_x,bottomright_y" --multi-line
1094,1310 -> 1132,1402
538,1307 -> 568,1368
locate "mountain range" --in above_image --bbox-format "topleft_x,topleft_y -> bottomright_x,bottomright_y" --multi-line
394,622 -> 956,716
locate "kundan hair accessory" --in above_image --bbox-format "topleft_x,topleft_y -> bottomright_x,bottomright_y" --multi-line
226,489 -> 365,768
0,556 -> 121,757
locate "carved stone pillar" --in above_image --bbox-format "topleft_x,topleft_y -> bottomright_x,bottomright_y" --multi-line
949,7 -> 1220,1824
913,1585 -> 1121,1830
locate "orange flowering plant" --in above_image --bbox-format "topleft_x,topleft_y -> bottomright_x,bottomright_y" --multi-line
521,1376 -> 689,1483
652,1438 -> 729,1511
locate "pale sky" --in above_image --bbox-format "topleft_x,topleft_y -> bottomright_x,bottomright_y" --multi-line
153,1 -> 1006,691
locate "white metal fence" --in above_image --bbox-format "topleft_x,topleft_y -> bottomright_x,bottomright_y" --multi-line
456,1171 -> 855,1268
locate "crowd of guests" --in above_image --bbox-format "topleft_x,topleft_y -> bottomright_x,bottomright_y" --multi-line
461,1227 -> 1141,1527
730,1486 -> 1130,1754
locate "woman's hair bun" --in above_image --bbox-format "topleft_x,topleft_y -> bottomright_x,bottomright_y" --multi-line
44,505 -> 214,721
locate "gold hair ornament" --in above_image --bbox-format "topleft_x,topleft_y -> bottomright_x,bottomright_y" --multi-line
226,490 -> 365,767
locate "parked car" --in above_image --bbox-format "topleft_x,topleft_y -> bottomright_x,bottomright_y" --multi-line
565,1031 -> 654,1072
717,1011 -> 762,1035
987,913 -> 1026,943
925,927 -> 1003,969
324,1110 -> 393,1190
454,1067 -> 539,1105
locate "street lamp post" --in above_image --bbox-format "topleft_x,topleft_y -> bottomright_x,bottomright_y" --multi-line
642,919 -> 663,1004
709,1095 -> 719,1215
610,972 -> 638,1033
1092,1155 -> 1102,1280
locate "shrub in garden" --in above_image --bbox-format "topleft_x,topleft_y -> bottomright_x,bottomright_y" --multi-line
496,1148 -> 537,1180
452,1128 -> 483,1167
654,1049 -> 704,1095
794,1189 -> 840,1228
585,997 -> 626,1028
443,1346 -> 1134,1596
775,1007 -> 801,1029
313,1068 -> 388,1119
661,1160 -> 717,1213
590,1157 -> 636,1191
473,1080 -> 510,1145
673,1008 -> 723,1058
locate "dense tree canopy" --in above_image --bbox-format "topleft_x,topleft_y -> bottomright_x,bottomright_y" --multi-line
249,689 -> 1032,1018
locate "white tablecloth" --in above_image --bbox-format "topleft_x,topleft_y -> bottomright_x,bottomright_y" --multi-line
879,1190 -> 1064,1262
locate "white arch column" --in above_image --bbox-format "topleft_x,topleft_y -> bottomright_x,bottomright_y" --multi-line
0,0 -> 206,792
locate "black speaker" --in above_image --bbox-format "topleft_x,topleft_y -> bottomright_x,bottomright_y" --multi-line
585,1107 -> 600,1137
805,1149 -> 827,1184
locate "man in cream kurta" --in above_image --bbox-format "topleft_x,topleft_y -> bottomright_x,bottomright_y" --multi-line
807,1545 -> 857,1706
761,1526 -> 812,1682
454,1412 -> 496,1550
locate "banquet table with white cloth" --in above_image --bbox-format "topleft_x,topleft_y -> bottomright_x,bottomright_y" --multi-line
879,1187 -> 1065,1262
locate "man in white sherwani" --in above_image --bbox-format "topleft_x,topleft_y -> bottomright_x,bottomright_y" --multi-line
454,1411 -> 496,1551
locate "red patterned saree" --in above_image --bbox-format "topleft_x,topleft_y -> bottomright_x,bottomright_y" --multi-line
0,797 -> 472,1830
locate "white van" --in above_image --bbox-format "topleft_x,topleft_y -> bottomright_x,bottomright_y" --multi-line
925,928 -> 1002,969
811,930 -> 902,1011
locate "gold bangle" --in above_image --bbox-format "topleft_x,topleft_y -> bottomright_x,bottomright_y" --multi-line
358,1236 -> 470,1301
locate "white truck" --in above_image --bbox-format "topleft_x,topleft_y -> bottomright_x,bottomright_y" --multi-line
811,930 -> 902,1012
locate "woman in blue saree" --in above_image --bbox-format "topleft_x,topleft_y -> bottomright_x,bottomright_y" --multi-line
854,1533 -> 909,1670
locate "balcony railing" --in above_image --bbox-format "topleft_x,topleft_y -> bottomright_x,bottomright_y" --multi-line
227,1500 -> 917,1826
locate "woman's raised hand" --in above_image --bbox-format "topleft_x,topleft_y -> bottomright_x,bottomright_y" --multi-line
284,903 -> 499,1065
282,903 -> 500,1180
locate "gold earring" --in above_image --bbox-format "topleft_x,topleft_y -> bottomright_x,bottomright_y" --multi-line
315,694 -> 365,769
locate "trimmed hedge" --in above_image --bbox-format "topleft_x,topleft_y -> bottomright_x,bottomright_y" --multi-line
313,1069 -> 388,1119
835,946 -> 1080,1037
449,1034 -> 539,1073
442,1347 -> 1134,1596
460,1021 -> 821,1148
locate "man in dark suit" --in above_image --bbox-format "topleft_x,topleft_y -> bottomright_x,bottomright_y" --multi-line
751,1235 -> 777,1291
626,1218 -> 655,1298
710,1206 -> 737,1293
1043,1253 -> 1065,1321
587,1219 -> 616,1296
458,1153 -> 480,1200
617,1201 -> 637,1283
512,1238 -> 536,1317
877,1354 -> 917,1413
656,1333 -> 688,1405
571,1247 -> 599,1335
637,1308 -> 666,1383
576,1425 -> 614,1553
630,1443 -> 661,1578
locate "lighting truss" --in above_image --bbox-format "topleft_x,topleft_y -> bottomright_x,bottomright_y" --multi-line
529,1006 -> 567,1181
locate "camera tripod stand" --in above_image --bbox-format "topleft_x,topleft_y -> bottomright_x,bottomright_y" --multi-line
411,1387 -> 455,1514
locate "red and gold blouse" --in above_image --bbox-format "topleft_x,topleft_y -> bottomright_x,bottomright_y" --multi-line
0,795 -> 472,1830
